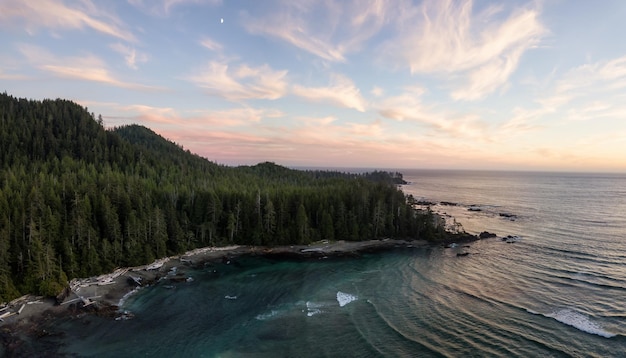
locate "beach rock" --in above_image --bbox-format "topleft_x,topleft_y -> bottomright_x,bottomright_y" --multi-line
468,207 -> 482,212
502,235 -> 519,243
456,252 -> 470,257
499,213 -> 517,219
416,200 -> 436,206
479,231 -> 497,239
55,286 -> 71,305
440,201 -> 458,206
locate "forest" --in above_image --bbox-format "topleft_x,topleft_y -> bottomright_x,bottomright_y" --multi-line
0,92 -> 445,301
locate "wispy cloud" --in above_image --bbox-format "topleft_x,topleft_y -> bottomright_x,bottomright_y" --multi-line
370,86 -> 384,97
188,107 -> 284,126
243,0 -> 395,63
499,107 -> 546,134
565,101 -> 626,122
109,101 -> 284,128
553,56 -> 626,100
0,70 -> 29,80
383,0 -> 545,101
19,44 -> 161,91
376,87 -> 489,139
110,43 -> 148,69
292,73 -> 367,112
199,37 -> 223,52
525,55 -> 626,123
128,0 -> 221,17
188,61 -> 288,101
0,0 -> 136,42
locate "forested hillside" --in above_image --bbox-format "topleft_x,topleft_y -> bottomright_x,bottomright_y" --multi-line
0,93 -> 444,301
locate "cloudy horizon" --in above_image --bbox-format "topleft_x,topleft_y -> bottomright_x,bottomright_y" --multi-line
2,0 -> 626,172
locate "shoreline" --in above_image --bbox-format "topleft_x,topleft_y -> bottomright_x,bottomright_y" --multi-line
1,235 -> 497,355
1,238 -> 437,329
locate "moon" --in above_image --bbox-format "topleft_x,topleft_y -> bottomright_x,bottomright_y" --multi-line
220,18 -> 223,24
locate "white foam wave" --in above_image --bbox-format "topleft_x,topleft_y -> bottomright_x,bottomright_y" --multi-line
337,291 -> 358,307
118,287 -> 142,308
306,301 -> 324,317
256,309 -> 280,321
224,295 -> 237,300
545,309 -> 616,338
525,308 -> 539,315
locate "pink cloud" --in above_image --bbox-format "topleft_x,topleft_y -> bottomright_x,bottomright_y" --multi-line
292,73 -> 367,112
243,0 -> 396,62
0,0 -> 136,42
189,61 -> 288,101
383,0 -> 545,100
19,44 -> 161,91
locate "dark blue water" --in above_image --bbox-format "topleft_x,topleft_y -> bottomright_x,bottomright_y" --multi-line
56,170 -> 626,357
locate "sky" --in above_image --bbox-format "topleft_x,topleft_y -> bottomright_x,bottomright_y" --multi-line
2,0 -> 626,172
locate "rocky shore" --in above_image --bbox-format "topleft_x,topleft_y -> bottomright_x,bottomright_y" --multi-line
0,239 -> 429,327
3,235 -> 501,355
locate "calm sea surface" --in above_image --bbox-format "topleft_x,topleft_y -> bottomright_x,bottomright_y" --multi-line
52,171 -> 626,356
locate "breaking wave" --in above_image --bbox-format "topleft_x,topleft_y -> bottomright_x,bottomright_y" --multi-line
529,308 -> 616,338
337,291 -> 358,307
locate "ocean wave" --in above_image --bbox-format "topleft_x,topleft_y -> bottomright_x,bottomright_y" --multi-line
306,301 -> 324,317
529,308 -> 616,338
337,291 -> 358,307
255,309 -> 280,321
118,286 -> 142,308
224,295 -> 237,300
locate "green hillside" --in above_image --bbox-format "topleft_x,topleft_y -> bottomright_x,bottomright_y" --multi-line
0,93 -> 444,301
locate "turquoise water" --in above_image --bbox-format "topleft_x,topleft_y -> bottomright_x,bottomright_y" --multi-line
50,171 -> 626,356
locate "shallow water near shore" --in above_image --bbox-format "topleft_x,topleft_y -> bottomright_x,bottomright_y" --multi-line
39,171 -> 626,356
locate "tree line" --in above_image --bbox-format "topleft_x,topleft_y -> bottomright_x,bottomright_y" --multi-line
0,93 -> 445,301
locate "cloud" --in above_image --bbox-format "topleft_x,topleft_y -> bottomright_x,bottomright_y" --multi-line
86,100 -> 513,169
199,37 -> 223,52
292,73 -> 367,112
565,101 -> 626,122
188,107 -> 284,126
376,87 -> 489,139
110,43 -> 149,69
128,0 -> 221,17
376,87 -> 429,122
383,0 -> 545,100
370,86 -> 384,97
0,0 -> 136,42
108,102 -> 284,130
19,44 -> 161,91
499,107 -> 545,134
528,55 -> 626,122
0,70 -> 29,80
243,0 -> 395,62
553,56 -> 626,100
451,46 -> 524,100
188,61 -> 288,101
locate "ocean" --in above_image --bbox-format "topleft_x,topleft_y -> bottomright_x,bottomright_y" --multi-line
38,171 -> 626,356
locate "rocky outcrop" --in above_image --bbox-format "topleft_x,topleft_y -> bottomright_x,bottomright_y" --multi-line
440,201 -> 458,206
499,213 -> 517,220
502,235 -> 520,243
479,231 -> 497,239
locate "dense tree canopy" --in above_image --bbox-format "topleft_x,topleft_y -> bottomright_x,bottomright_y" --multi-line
0,92 -> 444,301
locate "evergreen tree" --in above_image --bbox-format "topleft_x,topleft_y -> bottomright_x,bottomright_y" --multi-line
0,92 -> 448,301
